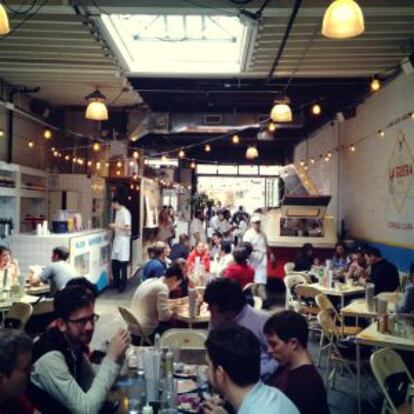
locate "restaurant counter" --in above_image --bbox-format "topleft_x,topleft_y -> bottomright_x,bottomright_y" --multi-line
7,229 -> 111,291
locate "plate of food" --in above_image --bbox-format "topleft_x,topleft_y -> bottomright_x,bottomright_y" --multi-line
177,379 -> 198,395
177,393 -> 201,413
174,363 -> 197,379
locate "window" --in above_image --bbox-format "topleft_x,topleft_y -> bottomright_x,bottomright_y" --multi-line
101,14 -> 251,74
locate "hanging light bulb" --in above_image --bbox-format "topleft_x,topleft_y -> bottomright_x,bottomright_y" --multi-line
144,159 -> 149,165
327,151 -> 332,158
190,161 -> 196,169
43,128 -> 52,139
322,0 -> 365,39
72,157 -> 77,163
53,150 -> 59,157
232,134 -> 240,144
105,162 -> 109,167
132,150 -> 139,159
116,170 -> 121,176
96,161 -> 101,170
0,4 -> 10,35
312,104 -> 322,115
78,158 -> 84,165
64,155 -> 70,161
87,160 -> 92,167
310,157 -> 315,164
411,112 -> 414,119
270,102 -> 292,123
161,155 -> 168,162
0,129 -> 4,137
245,146 -> 259,160
178,149 -> 185,159
28,139 -> 34,148
371,77 -> 381,92
51,147 -> 56,152
85,88 -> 108,121
204,144 -> 211,152
268,122 -> 276,132
324,155 -> 330,162
304,164 -> 308,171
133,174 -> 138,181
116,160 -> 122,168
93,142 -> 101,151
378,130 -> 385,138
350,145 -> 356,152
300,160 -> 305,167
129,160 -> 134,167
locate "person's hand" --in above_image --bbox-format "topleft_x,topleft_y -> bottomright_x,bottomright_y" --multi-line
358,276 -> 366,286
107,329 -> 130,362
203,399 -> 227,414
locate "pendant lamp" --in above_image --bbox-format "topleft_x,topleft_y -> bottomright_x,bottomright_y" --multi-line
270,102 -> 292,123
85,89 -> 108,121
246,146 -> 259,160
322,0 -> 365,39
0,4 -> 10,35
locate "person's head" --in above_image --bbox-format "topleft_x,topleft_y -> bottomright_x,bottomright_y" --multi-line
163,263 -> 184,291
111,196 -> 123,211
217,209 -> 225,220
195,241 -> 207,255
164,243 -> 171,258
220,241 -> 232,256
159,208 -> 170,224
195,210 -> 205,221
238,206 -> 244,212
239,241 -> 253,257
205,326 -> 260,397
65,277 -> 98,300
233,246 -> 249,265
152,241 -> 166,259
334,241 -> 348,258
365,246 -> 382,265
175,258 -> 188,276
301,243 -> 314,258
204,278 -> 246,324
179,234 -> 190,247
351,249 -> 366,267
0,330 -> 32,404
54,286 -> 97,346
52,246 -> 70,262
223,210 -> 231,221
0,246 -> 11,268
250,215 -> 261,231
264,311 -> 309,367
212,232 -> 223,246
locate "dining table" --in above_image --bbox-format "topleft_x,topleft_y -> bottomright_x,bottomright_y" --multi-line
174,302 -> 210,329
355,321 -> 414,414
0,293 -> 41,319
310,282 -> 365,309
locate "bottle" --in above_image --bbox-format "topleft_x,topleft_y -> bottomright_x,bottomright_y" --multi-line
160,373 -> 177,413
318,267 -> 324,285
137,369 -> 147,408
154,333 -> 161,352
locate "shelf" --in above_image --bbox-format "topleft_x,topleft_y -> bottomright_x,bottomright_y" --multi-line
0,188 -> 18,197
20,190 -> 47,199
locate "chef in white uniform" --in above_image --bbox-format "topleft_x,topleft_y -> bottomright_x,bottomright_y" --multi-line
243,214 -> 275,297
109,196 -> 131,292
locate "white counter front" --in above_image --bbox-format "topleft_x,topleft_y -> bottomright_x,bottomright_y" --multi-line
8,229 -> 111,291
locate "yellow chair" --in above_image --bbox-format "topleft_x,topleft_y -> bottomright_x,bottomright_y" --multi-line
284,262 -> 296,275
118,306 -> 153,346
283,274 -> 308,309
160,329 -> 207,350
370,347 -> 414,414
294,284 -> 321,317
253,296 -> 263,310
5,302 -> 33,329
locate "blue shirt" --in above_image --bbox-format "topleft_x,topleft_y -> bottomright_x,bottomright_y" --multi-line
238,381 -> 299,414
142,258 -> 167,280
397,283 -> 414,313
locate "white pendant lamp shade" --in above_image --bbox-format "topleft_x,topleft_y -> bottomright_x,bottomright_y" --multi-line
0,4 -> 10,35
270,103 -> 292,123
246,146 -> 259,160
322,0 -> 364,39
85,89 -> 108,121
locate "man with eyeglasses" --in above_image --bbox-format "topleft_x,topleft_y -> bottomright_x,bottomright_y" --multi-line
28,286 -> 130,414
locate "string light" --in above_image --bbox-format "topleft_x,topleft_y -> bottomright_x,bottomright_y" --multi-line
116,170 -> 121,176
116,160 -> 122,168
304,164 -> 308,171
133,150 -> 139,159
78,159 -> 84,165
178,149 -> 185,158
378,129 -> 385,138
312,104 -> 321,115
144,159 -> 149,165
53,151 -> 59,157
327,151 -> 332,158
190,161 -> 196,169
51,147 -> 56,152
324,155 -> 330,162
246,146 -> 259,160
300,160 -> 305,167
371,77 -> 381,92
0,4 -> 10,35
130,184 -> 134,190
350,145 -> 356,152
0,129 -> 4,137
270,102 -> 292,122
105,162 -> 109,167
43,129 -> 52,139
28,139 -> 34,148
87,160 -> 92,167
73,157 -> 77,163
411,112 -> 414,119
310,158 -> 315,164
268,122 -> 276,132
65,155 -> 70,161
93,142 -> 101,151
133,174 -> 138,181
96,161 -> 101,170
129,160 -> 134,167
204,144 -> 211,152
232,134 -> 240,144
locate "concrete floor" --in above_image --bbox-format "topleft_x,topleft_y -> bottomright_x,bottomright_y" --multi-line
92,277 -> 383,414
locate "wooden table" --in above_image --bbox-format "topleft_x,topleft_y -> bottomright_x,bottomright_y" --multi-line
341,296 -> 398,323
0,294 -> 41,317
174,303 -> 210,329
26,284 -> 50,295
355,322 -> 414,414
311,283 -> 365,308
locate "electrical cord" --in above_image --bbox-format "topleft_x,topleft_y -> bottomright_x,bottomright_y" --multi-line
3,0 -> 36,15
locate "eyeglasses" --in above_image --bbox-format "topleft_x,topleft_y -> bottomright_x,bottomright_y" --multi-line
67,314 -> 100,326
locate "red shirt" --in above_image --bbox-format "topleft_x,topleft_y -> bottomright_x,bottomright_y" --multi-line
187,250 -> 210,272
224,263 -> 254,288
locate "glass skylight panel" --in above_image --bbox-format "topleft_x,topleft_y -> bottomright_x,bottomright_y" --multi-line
101,14 -> 249,74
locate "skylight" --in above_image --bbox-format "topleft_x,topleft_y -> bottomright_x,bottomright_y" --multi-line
101,14 -> 250,75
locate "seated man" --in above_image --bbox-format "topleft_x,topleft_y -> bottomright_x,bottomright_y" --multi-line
28,286 -> 130,414
170,234 -> 190,261
397,262 -> 414,313
344,248 -> 367,280
29,246 -> 77,293
203,325 -> 299,414
360,247 -> 400,295
142,241 -> 168,280
224,246 -> 254,289
131,264 -> 183,339
204,278 -> 278,380
264,311 -> 330,414
0,329 -> 34,414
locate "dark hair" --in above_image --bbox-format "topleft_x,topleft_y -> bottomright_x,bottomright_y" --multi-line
233,247 -> 249,265
212,232 -> 223,239
205,325 -> 260,387
195,210 -> 203,219
175,258 -> 187,267
204,278 -> 246,314
165,263 -> 183,281
365,246 -> 381,258
301,243 -> 314,252
220,241 -> 232,255
111,196 -> 121,204
179,234 -> 189,243
0,329 -> 32,376
239,241 -> 253,256
334,241 -> 348,258
52,246 -> 70,261
66,277 -> 98,298
152,241 -> 166,257
0,245 -> 11,255
54,286 -> 94,321
264,310 -> 309,348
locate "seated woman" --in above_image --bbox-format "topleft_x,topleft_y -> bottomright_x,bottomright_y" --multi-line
0,246 -> 19,289
331,241 -> 349,276
396,263 -> 414,313
294,243 -> 317,272
187,241 -> 211,273
169,258 -> 195,298
224,246 -> 254,289
344,248 -> 367,281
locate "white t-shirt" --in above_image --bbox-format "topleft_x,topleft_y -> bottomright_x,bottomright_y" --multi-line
243,228 -> 268,284
190,218 -> 206,247
111,206 -> 132,262
210,215 -> 220,233
218,219 -> 233,241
